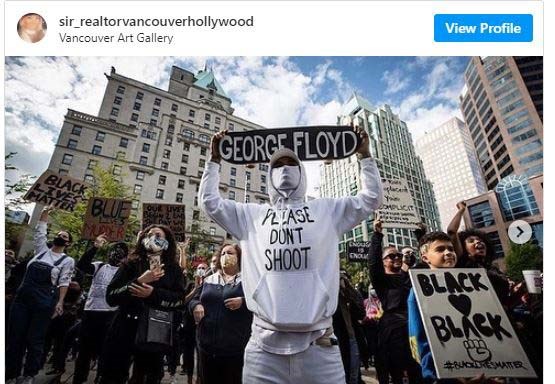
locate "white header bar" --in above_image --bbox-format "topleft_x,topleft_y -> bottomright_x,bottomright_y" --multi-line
5,1 -> 543,56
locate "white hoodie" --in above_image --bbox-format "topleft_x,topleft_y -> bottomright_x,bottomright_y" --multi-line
199,155 -> 383,334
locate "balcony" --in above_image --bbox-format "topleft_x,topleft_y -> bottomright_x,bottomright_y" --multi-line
66,109 -> 138,135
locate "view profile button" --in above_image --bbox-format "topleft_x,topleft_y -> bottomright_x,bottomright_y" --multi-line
434,14 -> 533,42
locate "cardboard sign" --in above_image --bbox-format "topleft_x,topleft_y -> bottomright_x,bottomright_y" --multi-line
219,126 -> 361,164
142,203 -> 186,242
380,178 -> 420,229
409,268 -> 536,379
347,241 -> 371,262
81,198 -> 132,241
23,170 -> 90,212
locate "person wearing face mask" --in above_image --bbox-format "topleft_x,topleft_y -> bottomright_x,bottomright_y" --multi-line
98,225 -> 186,384
369,217 -> 422,384
199,126 -> 382,383
6,205 -> 75,384
189,244 -> 252,384
71,234 -> 128,384
401,247 -> 418,272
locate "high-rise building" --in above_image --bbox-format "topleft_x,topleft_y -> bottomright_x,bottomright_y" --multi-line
320,94 -> 441,253
459,57 -> 543,191
415,117 -> 487,230
24,65 -> 270,254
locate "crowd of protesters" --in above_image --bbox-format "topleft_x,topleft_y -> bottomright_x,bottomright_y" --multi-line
4,128 -> 542,384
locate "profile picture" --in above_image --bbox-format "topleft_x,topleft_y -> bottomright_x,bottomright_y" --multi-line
17,13 -> 47,43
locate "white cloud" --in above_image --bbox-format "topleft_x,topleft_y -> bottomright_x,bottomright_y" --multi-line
382,68 -> 410,95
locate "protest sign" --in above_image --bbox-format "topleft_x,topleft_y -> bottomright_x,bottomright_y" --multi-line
81,197 -> 132,241
218,126 -> 361,164
380,178 -> 420,229
23,170 -> 90,212
409,268 -> 536,379
347,241 -> 371,262
142,203 -> 186,242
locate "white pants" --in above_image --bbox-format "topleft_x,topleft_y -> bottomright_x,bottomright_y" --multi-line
242,338 -> 346,384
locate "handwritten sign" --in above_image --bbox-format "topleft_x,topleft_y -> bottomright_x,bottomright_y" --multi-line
347,241 -> 371,262
24,170 -> 90,212
219,126 -> 361,164
81,198 -> 132,241
142,203 -> 186,242
380,178 -> 420,229
409,268 -> 536,379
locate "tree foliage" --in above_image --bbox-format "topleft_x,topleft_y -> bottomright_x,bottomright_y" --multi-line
505,242 -> 543,282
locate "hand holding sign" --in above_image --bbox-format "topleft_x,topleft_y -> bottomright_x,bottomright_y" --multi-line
210,129 -> 228,164
94,233 -> 108,249
40,204 -> 56,221
354,125 -> 371,158
373,216 -> 383,233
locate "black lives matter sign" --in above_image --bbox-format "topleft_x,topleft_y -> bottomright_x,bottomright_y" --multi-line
142,203 -> 186,242
347,241 -> 371,262
81,198 -> 132,241
219,126 -> 361,164
409,269 -> 536,379
24,170 -> 90,211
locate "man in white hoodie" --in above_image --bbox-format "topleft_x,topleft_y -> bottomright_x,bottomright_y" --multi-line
199,127 -> 383,383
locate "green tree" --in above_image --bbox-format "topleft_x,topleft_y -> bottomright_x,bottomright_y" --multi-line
48,165 -> 140,258
505,242 -> 543,282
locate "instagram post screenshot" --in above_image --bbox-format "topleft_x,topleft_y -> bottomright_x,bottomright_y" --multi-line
1,1 -> 548,384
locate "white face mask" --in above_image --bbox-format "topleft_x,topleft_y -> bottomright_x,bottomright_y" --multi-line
271,165 -> 300,191
142,235 -> 168,254
221,253 -> 238,268
196,267 -> 206,277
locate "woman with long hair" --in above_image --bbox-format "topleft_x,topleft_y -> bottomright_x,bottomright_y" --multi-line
98,225 -> 186,384
190,243 -> 253,384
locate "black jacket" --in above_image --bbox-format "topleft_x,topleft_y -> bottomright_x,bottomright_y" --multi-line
189,273 -> 252,357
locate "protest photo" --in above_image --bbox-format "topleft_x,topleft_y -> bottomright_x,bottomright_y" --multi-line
4,53 -> 543,384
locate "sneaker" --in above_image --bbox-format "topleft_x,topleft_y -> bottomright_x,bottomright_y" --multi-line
21,376 -> 34,384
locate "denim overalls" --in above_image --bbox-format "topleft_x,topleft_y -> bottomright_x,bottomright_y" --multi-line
6,251 -> 68,379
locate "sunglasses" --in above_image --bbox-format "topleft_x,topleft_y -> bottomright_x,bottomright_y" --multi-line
383,253 -> 403,260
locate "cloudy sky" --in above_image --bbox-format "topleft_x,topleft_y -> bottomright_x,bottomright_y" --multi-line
4,56 -> 468,204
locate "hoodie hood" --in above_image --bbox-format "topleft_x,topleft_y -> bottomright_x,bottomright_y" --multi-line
268,148 -> 307,206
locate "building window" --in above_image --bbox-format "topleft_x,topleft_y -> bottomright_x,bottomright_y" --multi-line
210,227 -> 216,236
165,136 -> 173,146
171,103 -> 178,112
118,137 -> 128,148
163,149 -> 171,159
113,165 -> 122,175
62,154 -> 73,165
496,178 -> 540,221
154,98 -> 161,107
133,102 -> 141,111
182,154 -> 189,163
136,91 -> 144,100
92,145 -> 102,155
152,108 -> 160,117
156,189 -> 165,199
114,96 -> 122,105
168,124 -> 175,134
199,159 -> 206,168
205,113 -> 211,121
180,167 -> 187,176
198,171 -> 203,178
59,169 -> 69,176
134,184 -> 142,194
116,85 -> 125,94
161,162 -> 169,170
67,139 -> 78,149
200,148 -> 207,156
178,179 -> 185,189
229,191 -> 236,200
110,107 -> 119,117
215,117 -> 221,125
183,143 -> 190,151
194,196 -> 198,206
231,167 -> 236,176
261,185 -> 267,194
88,159 -> 98,169
245,195 -> 250,203
71,125 -> 82,136
137,171 -> 145,180
261,175 -> 266,183
246,171 -> 251,180
142,143 -> 150,153
203,123 -> 210,129
141,129 -> 157,140
84,175 -> 95,183
176,193 -> 183,203
159,175 -> 166,185
259,164 -> 268,172
96,132 -> 106,142
468,201 -> 495,228
150,119 -> 157,126
131,113 -> 139,122
192,210 -> 200,220
246,183 -> 251,191
486,231 -> 505,259
228,122 -> 234,131
182,130 -> 194,140
230,179 -> 236,187
139,156 -> 148,165
189,110 -> 195,118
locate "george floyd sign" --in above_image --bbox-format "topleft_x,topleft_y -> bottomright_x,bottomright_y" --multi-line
347,241 -> 371,262
142,203 -> 186,242
24,170 -> 90,212
409,268 -> 536,379
81,198 -> 132,241
219,126 -> 362,164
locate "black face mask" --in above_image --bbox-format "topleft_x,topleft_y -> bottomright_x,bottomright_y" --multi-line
52,236 -> 68,247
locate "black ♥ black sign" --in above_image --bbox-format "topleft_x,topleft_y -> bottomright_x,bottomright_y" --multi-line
448,294 -> 472,317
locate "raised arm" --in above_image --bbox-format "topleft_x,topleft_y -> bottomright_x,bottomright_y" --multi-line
333,127 -> 383,236
199,131 -> 247,240
447,201 -> 466,257
76,234 -> 107,275
368,218 -> 387,291
34,205 -> 54,255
